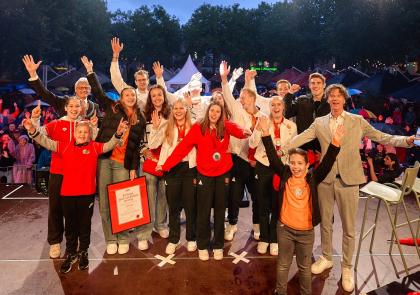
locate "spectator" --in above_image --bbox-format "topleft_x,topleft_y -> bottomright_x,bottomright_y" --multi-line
12,135 -> 35,184
404,106 -> 416,126
0,134 -> 16,183
392,107 -> 402,125
367,153 -> 402,183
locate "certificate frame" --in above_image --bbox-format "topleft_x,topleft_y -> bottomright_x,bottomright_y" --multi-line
107,176 -> 150,234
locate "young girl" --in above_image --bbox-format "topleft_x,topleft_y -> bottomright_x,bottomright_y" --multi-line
160,101 -> 250,261
259,116 -> 343,295
151,99 -> 197,254
249,96 -> 297,256
81,56 -> 146,255
23,117 -> 128,274
136,84 -> 171,251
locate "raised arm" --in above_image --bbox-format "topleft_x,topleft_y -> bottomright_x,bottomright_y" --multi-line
225,120 -> 250,139
22,55 -> 66,116
261,117 -> 286,175
361,118 -> 412,147
23,118 -> 58,152
287,120 -> 317,150
220,61 -> 243,120
110,37 -> 130,94
81,56 -> 114,108
244,70 -> 270,115
148,110 -> 166,149
102,118 -> 128,153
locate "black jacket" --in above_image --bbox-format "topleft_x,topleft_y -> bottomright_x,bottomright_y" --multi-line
87,73 -> 146,171
284,93 -> 330,151
262,136 -> 340,227
28,77 -> 99,118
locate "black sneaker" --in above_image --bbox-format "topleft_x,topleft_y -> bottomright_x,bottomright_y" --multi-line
60,253 -> 78,274
78,251 -> 89,270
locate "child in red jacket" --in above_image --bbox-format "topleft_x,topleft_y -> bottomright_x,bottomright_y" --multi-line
160,101 -> 250,261
23,117 -> 127,274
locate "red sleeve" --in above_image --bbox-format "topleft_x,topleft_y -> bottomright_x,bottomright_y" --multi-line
11,106 -> 20,119
225,120 -> 246,139
93,142 -> 105,155
162,124 -> 200,171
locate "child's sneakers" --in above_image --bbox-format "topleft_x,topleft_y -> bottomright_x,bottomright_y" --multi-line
187,241 -> 197,252
269,243 -> 278,256
257,241 -> 269,254
60,253 -> 78,274
198,249 -> 209,261
78,251 -> 89,270
213,249 -> 224,260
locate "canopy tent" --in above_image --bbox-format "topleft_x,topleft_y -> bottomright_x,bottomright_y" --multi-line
349,71 -> 409,96
389,82 -> 420,103
271,67 -> 302,83
47,68 -> 110,90
166,55 -> 210,93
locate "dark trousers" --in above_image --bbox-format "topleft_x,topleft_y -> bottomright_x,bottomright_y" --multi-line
276,223 -> 314,295
61,195 -> 95,254
228,155 -> 258,225
47,173 -> 64,245
164,162 -> 197,244
255,162 -> 277,243
196,172 -> 230,250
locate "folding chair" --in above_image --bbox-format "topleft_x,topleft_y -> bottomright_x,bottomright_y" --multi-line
354,162 -> 420,276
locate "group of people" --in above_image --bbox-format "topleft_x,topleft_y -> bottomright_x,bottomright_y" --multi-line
20,37 -> 418,294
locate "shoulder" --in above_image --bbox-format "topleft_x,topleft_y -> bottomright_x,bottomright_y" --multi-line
283,118 -> 296,128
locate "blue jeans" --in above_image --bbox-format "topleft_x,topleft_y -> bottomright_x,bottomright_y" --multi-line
97,158 -> 130,245
136,172 -> 168,240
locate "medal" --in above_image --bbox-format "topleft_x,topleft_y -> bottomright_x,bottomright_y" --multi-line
212,152 -> 221,161
275,139 -> 281,147
294,187 -> 303,198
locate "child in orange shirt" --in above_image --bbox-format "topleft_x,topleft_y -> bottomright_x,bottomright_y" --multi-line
259,116 -> 344,295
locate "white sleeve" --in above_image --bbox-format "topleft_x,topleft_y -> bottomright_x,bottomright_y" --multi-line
249,128 -> 262,149
110,61 -> 130,94
156,76 -> 180,105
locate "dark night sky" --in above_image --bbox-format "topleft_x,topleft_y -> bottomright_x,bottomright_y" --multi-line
107,0 -> 279,23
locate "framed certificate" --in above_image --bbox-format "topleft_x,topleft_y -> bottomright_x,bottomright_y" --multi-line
107,176 -> 150,234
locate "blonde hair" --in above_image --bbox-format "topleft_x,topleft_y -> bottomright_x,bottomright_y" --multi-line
75,121 -> 93,140
165,99 -> 192,147
276,79 -> 291,88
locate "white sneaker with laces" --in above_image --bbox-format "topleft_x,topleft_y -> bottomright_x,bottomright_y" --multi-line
269,243 -> 278,256
49,243 -> 61,258
257,241 -> 269,254
213,249 -> 224,260
224,224 -> 237,241
253,224 -> 260,240
342,267 -> 355,292
187,241 -> 197,252
138,239 -> 149,251
158,228 -> 169,239
311,255 -> 333,274
198,249 -> 209,261
118,243 -> 129,254
106,243 -> 118,255
165,242 -> 180,255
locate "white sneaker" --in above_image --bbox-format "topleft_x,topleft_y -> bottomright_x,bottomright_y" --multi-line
165,242 -> 180,255
311,255 -> 333,274
213,249 -> 224,260
253,224 -> 260,240
198,249 -> 209,261
138,240 -> 149,251
158,228 -> 169,239
187,241 -> 197,252
224,224 -> 238,241
342,267 -> 355,292
269,243 -> 278,256
257,241 -> 269,254
106,243 -> 118,255
49,243 -> 61,258
118,243 -> 129,254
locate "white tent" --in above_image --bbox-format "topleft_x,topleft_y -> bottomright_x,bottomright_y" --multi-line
166,55 -> 210,93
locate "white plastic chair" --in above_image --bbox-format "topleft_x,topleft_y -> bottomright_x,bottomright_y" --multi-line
354,162 -> 420,276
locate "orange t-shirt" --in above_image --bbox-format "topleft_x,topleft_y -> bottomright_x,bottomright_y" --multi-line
110,128 -> 130,164
280,176 -> 313,230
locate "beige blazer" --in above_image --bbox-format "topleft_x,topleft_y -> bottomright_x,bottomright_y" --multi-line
288,111 -> 410,185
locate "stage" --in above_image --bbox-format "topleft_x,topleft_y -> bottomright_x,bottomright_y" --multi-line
0,184 -> 418,295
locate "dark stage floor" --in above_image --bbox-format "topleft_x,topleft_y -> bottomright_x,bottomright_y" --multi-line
0,184 -> 419,295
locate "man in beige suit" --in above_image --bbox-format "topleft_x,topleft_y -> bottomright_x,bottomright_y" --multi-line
287,84 -> 417,292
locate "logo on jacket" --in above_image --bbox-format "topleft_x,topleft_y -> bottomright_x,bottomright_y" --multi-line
82,149 -> 90,155
62,127 -> 67,132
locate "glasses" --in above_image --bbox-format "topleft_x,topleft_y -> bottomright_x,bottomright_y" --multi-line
77,86 -> 90,90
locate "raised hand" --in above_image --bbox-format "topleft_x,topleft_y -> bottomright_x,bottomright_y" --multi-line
152,61 -> 164,79
80,56 -> 93,73
406,135 -> 420,146
332,124 -> 345,146
90,110 -> 98,127
111,37 -> 124,57
245,69 -> 257,83
151,110 -> 161,129
31,100 -> 42,119
183,92 -> 192,107
232,67 -> 244,81
22,55 -> 42,78
190,72 -> 202,81
256,116 -> 270,133
22,118 -> 35,133
289,84 -> 301,94
116,117 -> 129,136
219,61 -> 230,81
129,169 -> 137,181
